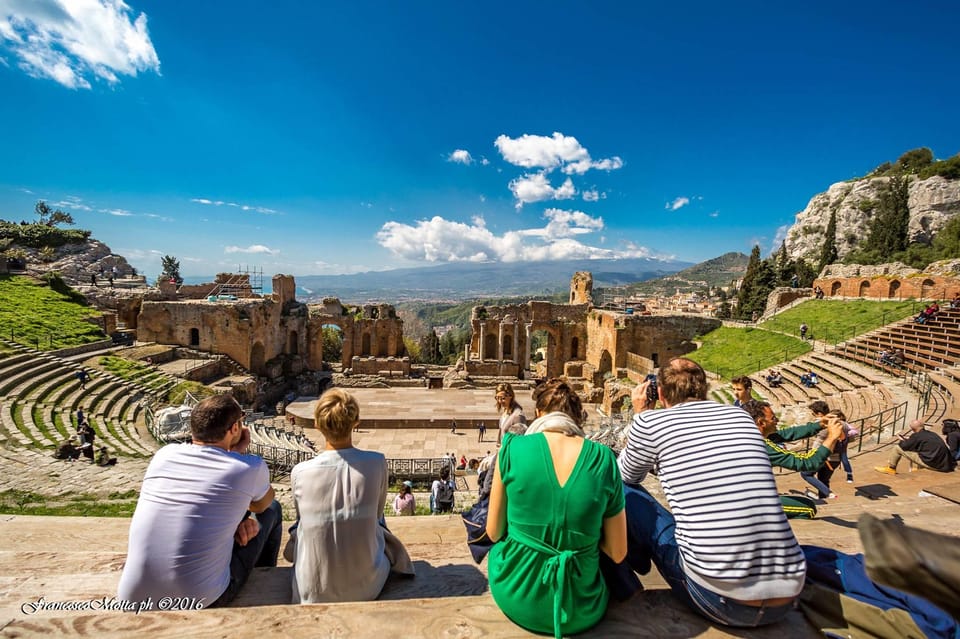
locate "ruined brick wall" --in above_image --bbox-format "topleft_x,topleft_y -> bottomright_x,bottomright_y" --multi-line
272,274 -> 296,305
350,356 -> 411,376
586,311 -> 720,381
570,271 -> 593,305
307,299 -> 406,368
137,298 -> 307,375
813,274 -> 960,300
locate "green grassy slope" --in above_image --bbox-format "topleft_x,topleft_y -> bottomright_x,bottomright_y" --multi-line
0,275 -> 105,349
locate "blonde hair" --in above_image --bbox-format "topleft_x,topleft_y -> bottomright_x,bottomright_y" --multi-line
314,389 -> 359,442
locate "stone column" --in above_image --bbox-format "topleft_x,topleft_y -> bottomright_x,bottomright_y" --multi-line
512,327 -> 519,364
479,324 -> 485,363
497,322 -> 504,361
524,323 -> 531,371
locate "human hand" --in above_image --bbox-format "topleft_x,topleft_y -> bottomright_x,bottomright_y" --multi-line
632,381 -> 655,412
231,426 -> 251,454
234,517 -> 259,546
824,416 -> 844,440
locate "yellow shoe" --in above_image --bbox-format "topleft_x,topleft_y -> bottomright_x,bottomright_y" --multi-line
874,466 -> 897,476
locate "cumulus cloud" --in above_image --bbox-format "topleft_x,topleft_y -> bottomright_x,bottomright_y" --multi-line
224,244 -> 279,256
101,207 -> 133,216
582,189 -> 607,202
771,224 -> 790,253
666,196 -> 690,211
190,197 -> 278,215
52,196 -> 92,211
0,0 -> 160,89
448,149 -> 473,165
508,173 -> 576,209
376,212 -> 655,263
494,131 -> 624,176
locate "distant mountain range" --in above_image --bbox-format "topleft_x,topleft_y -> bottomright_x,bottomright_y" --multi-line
290,257 -> 693,303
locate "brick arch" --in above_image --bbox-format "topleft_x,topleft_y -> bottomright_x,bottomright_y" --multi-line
570,336 -> 580,360
888,280 -> 900,298
250,341 -> 265,373
484,333 -> 497,359
830,281 -> 842,296
858,280 -> 870,297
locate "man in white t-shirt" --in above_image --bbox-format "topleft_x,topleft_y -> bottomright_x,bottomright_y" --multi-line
118,394 -> 282,609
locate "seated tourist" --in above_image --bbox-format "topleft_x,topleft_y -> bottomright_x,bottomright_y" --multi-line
290,389 -> 414,603
95,446 -> 117,466
487,378 -> 626,638
54,436 -> 81,461
952,293 -> 960,309
801,371 -> 819,388
393,481 -> 415,516
943,419 -> 960,460
876,349 -> 890,364
875,420 -> 956,475
765,369 -> 783,388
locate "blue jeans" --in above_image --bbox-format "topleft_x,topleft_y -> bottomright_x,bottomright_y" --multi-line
211,500 -> 283,607
615,484 -> 794,627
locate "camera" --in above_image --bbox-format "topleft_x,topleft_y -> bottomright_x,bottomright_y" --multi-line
645,373 -> 658,402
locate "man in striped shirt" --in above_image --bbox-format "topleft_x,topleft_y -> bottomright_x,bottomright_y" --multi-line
616,358 -> 805,627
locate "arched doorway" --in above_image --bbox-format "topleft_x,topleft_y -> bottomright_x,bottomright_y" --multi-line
189,327 -> 200,347
501,333 -> 513,359
484,333 -> 497,359
361,333 -> 371,356
288,331 -> 299,355
921,278 -> 936,299
858,280 -> 870,297
598,350 -> 613,377
320,324 -> 343,363
830,281 -> 842,296
378,335 -> 388,357
570,336 -> 580,360
888,280 -> 901,298
250,341 -> 265,373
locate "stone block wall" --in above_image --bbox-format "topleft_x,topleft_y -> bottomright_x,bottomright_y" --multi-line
350,356 -> 411,376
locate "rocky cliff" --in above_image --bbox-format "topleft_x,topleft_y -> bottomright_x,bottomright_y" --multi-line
785,175 -> 960,263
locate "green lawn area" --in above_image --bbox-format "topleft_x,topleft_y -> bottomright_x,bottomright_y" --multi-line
0,489 -> 138,517
758,299 -> 917,344
0,275 -> 105,350
690,299 -> 920,380
687,326 -> 810,380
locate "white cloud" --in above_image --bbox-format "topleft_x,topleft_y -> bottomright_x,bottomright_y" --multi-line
495,131 -> 624,176
52,196 -> 93,211
101,207 -> 133,216
0,0 -> 160,89
376,213 -> 656,263
772,224 -> 790,253
582,189 -> 607,202
191,197 -> 278,215
448,149 -> 473,165
666,196 -> 690,211
708,211 -> 719,218
508,173 -> 576,209
224,244 -> 279,256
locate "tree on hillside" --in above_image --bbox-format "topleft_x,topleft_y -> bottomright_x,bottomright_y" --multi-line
775,242 -> 791,285
159,255 -> 183,285
896,148 -> 933,174
34,200 -> 74,227
932,215 -> 960,259
817,211 -> 838,274
419,330 -> 441,364
736,245 -> 762,319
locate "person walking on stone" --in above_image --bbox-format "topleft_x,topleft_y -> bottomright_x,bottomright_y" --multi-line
478,421 -> 486,442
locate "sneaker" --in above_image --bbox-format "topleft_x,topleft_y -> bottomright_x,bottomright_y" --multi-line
804,490 -> 820,500
828,493 -> 838,499
846,475 -> 854,483
874,466 -> 897,476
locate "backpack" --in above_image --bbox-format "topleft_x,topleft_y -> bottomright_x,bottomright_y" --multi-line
436,479 -> 455,510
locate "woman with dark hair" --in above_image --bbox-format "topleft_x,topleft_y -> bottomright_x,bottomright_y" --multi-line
943,420 -> 960,460
486,378 -> 626,638
495,383 -> 527,444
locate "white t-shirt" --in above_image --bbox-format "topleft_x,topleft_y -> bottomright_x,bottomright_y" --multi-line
117,443 -> 271,607
290,447 -> 390,603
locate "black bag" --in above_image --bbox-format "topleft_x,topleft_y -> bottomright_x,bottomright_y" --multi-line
461,496 -> 494,563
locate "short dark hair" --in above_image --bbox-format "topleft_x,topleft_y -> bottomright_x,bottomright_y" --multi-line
660,358 -> 709,406
190,394 -> 242,443
808,400 -> 830,416
741,399 -> 770,423
731,376 -> 753,389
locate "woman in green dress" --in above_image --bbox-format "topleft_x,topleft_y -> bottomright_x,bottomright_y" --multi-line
486,378 -> 627,638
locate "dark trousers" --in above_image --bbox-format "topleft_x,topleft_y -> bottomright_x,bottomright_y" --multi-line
210,500 -> 283,607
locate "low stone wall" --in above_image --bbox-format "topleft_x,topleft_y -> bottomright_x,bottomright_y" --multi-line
50,338 -> 113,358
463,360 -> 521,377
350,356 -> 411,376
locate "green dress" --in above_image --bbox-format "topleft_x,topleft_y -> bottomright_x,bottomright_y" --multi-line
487,433 -> 625,638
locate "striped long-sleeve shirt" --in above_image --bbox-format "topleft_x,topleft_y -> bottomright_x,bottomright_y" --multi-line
618,400 -> 805,601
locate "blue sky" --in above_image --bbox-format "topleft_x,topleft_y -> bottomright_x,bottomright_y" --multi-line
1,1 -> 958,279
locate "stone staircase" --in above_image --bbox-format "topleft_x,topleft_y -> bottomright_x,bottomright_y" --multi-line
2,442 -> 957,638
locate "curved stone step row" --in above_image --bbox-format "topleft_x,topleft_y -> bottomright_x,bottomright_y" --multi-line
0,347 -> 160,457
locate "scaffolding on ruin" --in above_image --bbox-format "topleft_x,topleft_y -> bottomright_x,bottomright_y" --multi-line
209,265 -> 264,298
